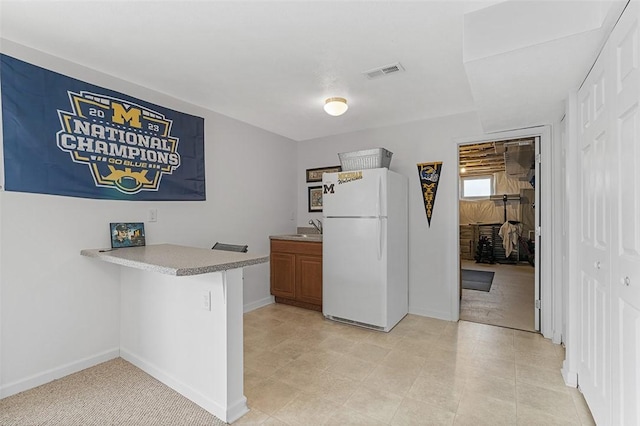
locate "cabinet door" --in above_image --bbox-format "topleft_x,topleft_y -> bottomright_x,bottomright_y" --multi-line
296,254 -> 323,306
270,252 -> 296,298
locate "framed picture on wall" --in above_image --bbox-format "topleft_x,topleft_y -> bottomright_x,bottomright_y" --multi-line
110,222 -> 146,248
308,186 -> 323,212
306,165 -> 341,183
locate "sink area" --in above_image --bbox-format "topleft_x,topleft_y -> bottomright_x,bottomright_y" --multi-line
270,233 -> 322,242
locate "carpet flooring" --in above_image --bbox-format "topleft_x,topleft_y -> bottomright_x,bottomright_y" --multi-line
0,358 -> 226,426
461,269 -> 495,292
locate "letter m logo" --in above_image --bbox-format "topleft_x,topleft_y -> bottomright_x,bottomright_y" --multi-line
111,102 -> 142,128
323,184 -> 334,194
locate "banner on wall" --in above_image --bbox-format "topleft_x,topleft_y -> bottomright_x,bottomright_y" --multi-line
0,54 -> 205,200
417,162 -> 443,227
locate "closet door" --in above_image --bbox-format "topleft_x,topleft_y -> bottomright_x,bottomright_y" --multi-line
610,2 -> 640,424
577,36 -> 612,425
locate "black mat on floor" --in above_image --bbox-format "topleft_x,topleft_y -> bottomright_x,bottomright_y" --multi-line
461,269 -> 495,292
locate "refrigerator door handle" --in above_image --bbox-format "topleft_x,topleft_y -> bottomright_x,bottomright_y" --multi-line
377,176 -> 382,218
377,217 -> 382,260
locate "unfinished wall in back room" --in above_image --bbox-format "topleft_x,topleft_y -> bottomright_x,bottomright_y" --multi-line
0,40 -> 297,398
297,112 -> 483,321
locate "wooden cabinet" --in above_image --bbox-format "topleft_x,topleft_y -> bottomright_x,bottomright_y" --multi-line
270,239 -> 322,311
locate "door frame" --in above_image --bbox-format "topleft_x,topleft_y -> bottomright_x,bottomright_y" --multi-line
454,125 -> 554,339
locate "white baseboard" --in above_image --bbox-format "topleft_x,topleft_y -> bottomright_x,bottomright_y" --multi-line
243,296 -> 274,313
0,348 -> 119,399
561,361 -> 578,387
120,349 -> 246,423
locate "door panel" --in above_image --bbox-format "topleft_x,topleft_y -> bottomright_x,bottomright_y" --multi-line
322,168 -> 387,217
577,50 -> 611,424
322,217 -> 386,326
611,5 -> 640,425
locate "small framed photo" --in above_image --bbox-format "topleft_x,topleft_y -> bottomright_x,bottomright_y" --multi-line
306,165 -> 341,183
110,222 -> 146,248
308,186 -> 323,212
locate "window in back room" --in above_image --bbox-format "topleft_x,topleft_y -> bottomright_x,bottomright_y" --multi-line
460,175 -> 494,199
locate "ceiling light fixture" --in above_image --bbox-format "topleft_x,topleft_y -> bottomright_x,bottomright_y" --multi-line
324,97 -> 348,116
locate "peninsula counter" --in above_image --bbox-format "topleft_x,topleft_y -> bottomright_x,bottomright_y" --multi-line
81,244 -> 269,423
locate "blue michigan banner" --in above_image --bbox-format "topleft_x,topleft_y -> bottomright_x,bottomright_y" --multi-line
0,54 -> 205,200
417,162 -> 442,227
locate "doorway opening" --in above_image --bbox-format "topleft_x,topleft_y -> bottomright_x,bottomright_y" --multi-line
458,137 -> 539,332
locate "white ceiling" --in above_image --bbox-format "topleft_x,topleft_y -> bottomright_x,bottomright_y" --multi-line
0,0 -> 627,141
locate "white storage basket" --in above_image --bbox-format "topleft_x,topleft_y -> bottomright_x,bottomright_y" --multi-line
338,148 -> 393,171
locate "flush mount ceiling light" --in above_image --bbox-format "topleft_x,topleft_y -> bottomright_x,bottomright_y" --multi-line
324,97 -> 348,116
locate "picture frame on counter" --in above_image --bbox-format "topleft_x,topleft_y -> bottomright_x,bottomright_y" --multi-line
308,186 -> 323,212
110,222 -> 146,248
305,165 -> 341,183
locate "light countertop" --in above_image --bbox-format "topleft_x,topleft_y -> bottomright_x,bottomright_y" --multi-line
270,234 -> 322,242
81,243 -> 269,276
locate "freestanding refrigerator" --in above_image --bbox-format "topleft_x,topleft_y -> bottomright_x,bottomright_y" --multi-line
322,168 -> 408,332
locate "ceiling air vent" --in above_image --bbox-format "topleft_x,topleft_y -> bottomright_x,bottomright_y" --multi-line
363,62 -> 405,79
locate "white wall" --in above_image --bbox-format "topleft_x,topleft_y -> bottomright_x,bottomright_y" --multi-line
0,40 -> 297,397
297,112 -> 483,320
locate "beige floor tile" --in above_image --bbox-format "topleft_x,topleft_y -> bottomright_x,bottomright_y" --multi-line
245,350 -> 296,375
393,336 -> 438,358
380,350 -> 427,376
463,374 -> 516,403
391,397 -> 456,425
261,417 -> 289,426
234,407 -> 271,424
273,364 -> 324,391
468,356 -> 516,382
516,381 -> 580,421
516,363 -> 568,390
245,378 -> 302,415
323,406 -> 387,425
290,349 -> 344,371
516,404 -> 581,425
407,374 -> 465,413
344,387 -> 404,423
273,392 -> 341,425
317,335 -> 357,354
363,329 -> 405,349
243,303 -> 594,426
347,341 -> 391,363
568,387 -> 596,426
361,365 -> 419,396
303,369 -> 359,404
454,393 -> 517,425
325,353 -> 377,381
244,366 -> 274,391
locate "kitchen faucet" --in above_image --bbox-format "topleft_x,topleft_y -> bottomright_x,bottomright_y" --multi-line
308,219 -> 322,234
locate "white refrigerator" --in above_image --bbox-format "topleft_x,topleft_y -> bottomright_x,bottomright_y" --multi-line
322,168 -> 408,332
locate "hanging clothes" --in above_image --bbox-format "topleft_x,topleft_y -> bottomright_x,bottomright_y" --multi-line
498,221 -> 522,258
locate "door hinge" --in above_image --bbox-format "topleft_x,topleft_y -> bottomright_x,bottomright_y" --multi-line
536,226 -> 541,237
536,153 -> 542,164
535,299 -> 541,309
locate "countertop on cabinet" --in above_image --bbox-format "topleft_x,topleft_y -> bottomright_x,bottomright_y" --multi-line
81,243 -> 268,276
269,234 -> 322,242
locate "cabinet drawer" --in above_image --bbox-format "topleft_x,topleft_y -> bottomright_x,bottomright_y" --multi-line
271,239 -> 322,256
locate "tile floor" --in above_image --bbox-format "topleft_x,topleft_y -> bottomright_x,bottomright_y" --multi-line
460,260 -> 535,332
238,303 -> 594,425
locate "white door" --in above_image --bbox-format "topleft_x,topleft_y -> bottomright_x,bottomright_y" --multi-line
323,168 -> 388,217
534,136 -> 541,331
609,2 -> 640,424
322,217 -> 387,327
577,39 -> 612,425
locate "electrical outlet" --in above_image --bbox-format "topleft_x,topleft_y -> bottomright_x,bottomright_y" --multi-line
202,291 -> 211,311
149,209 -> 158,222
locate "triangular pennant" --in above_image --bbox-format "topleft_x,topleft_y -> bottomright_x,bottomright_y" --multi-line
417,162 -> 443,227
